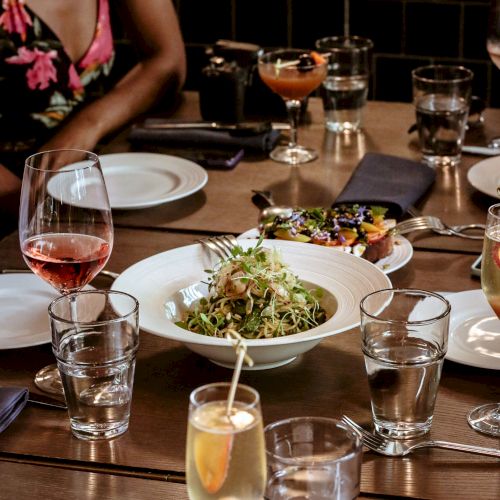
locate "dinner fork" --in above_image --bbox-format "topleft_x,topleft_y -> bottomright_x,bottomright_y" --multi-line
405,206 -> 485,239
340,415 -> 500,458
199,235 -> 239,260
395,216 -> 484,239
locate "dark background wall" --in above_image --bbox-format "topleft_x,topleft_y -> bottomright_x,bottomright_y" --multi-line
113,0 -> 498,106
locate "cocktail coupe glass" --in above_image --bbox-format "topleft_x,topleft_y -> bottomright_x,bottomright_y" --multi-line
19,149 -> 114,396
468,203 -> 500,436
186,382 -> 266,499
258,49 -> 327,165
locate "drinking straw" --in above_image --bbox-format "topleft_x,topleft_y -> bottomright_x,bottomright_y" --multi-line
225,330 -> 254,416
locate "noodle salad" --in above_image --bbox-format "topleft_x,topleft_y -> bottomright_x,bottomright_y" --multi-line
177,239 -> 327,339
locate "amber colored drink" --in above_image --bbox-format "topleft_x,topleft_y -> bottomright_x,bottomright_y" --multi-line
481,225 -> 500,316
259,63 -> 327,100
22,233 -> 110,294
186,400 -> 266,500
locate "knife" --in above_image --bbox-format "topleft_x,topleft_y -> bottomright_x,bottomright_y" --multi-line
28,392 -> 67,410
462,145 -> 500,156
140,120 -> 290,135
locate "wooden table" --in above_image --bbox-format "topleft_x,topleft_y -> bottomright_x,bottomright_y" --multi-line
0,93 -> 499,499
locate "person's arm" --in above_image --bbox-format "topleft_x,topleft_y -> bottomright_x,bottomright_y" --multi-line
0,164 -> 22,234
41,0 -> 186,152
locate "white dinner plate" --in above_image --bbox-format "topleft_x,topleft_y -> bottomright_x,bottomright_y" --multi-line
111,239 -> 391,369
238,228 -> 413,275
0,274 -> 59,349
99,153 -> 208,209
445,289 -> 500,370
467,156 -> 500,199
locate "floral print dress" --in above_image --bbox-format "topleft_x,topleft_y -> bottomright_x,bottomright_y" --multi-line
0,0 -> 115,164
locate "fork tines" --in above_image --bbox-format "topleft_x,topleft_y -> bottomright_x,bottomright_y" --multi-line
199,235 -> 238,260
340,415 -> 384,450
395,215 -> 445,235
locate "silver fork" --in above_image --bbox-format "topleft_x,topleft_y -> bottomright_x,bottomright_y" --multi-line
199,235 -> 239,260
395,216 -> 484,239
405,207 -> 485,239
341,415 -> 500,458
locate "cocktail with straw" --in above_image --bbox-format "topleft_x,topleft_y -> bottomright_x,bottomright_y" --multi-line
185,332 -> 266,499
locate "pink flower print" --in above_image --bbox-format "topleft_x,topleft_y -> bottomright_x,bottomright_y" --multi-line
6,46 -> 58,90
0,0 -> 33,42
79,0 -> 113,68
68,64 -> 83,93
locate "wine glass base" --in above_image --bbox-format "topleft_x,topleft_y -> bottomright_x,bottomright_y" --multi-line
467,402 -> 500,437
270,145 -> 318,165
34,364 -> 64,397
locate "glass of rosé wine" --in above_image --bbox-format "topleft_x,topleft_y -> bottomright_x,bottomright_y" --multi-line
19,149 -> 113,396
468,203 -> 500,437
258,49 -> 327,165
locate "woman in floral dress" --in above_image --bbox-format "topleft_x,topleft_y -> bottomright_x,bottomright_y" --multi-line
0,0 -> 186,233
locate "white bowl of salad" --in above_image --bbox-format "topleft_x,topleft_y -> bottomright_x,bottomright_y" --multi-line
112,238 -> 391,370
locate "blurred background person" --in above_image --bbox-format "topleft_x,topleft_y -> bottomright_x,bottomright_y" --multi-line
0,0 -> 186,235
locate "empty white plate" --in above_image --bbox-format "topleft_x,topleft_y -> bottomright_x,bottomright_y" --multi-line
446,289 -> 500,370
467,156 -> 500,199
0,274 -> 58,349
99,152 -> 208,209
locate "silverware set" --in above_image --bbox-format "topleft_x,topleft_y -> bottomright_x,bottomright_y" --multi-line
341,415 -> 500,458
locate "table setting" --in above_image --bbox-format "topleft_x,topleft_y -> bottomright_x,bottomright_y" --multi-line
0,36 -> 500,500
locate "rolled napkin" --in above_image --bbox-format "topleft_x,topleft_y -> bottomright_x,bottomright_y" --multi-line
128,120 -> 282,152
334,153 -> 436,218
0,386 -> 28,433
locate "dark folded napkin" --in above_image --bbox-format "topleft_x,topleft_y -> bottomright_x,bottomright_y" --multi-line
0,387 -> 28,433
334,153 -> 436,218
128,122 -> 281,152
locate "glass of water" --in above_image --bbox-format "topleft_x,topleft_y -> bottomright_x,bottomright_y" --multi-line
360,288 -> 450,439
49,290 -> 139,440
265,417 -> 362,500
315,36 -> 373,133
412,65 -> 473,167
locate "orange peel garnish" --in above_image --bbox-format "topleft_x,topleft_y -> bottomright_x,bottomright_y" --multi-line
194,431 -> 233,494
492,243 -> 500,269
311,51 -> 327,65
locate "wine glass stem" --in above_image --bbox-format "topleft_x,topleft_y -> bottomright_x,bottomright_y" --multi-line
285,99 -> 302,148
69,294 -> 78,323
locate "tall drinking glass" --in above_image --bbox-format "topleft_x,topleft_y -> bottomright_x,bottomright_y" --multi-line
186,382 -> 266,499
361,288 -> 450,439
412,65 -> 473,167
19,149 -> 113,395
258,49 -> 327,165
315,36 -> 373,133
468,203 -> 500,436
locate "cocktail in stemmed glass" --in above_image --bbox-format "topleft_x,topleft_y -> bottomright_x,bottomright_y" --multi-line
258,49 -> 327,165
19,149 -> 113,395
468,203 -> 500,436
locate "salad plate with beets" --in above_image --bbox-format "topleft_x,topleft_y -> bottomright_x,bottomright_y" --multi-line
239,204 -> 413,274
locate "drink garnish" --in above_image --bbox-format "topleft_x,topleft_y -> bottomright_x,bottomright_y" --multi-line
274,52 -> 326,77
225,331 -> 253,417
194,429 -> 233,494
193,333 -> 254,494
492,242 -> 500,268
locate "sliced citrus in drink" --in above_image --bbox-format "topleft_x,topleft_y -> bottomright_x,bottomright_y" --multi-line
194,431 -> 233,494
492,243 -> 500,268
